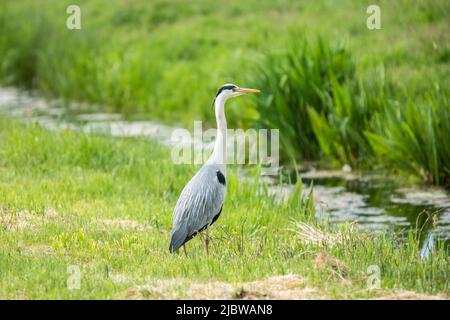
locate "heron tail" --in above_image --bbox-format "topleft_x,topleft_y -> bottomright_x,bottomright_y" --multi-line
169,227 -> 188,253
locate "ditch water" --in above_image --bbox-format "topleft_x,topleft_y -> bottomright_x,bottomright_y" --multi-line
1,87 -> 449,253
298,172 -> 448,249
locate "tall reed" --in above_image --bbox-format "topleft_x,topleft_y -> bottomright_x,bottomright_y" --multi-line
250,35 -> 355,163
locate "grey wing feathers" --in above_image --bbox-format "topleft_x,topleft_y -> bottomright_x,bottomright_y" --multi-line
170,165 -> 226,252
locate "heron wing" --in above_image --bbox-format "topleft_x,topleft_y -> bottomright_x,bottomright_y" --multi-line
170,164 -> 226,252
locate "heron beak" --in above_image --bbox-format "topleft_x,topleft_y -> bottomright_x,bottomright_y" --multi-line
236,87 -> 261,94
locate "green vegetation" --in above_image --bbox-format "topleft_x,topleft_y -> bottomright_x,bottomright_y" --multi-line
252,35 -> 449,185
367,90 -> 450,185
0,118 -> 448,299
0,0 -> 449,300
250,36 -> 357,162
0,0 -> 449,185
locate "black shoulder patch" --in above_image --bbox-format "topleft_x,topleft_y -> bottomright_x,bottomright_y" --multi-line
216,170 -> 226,186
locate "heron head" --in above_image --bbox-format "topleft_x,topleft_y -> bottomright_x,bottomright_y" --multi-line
215,84 -> 260,101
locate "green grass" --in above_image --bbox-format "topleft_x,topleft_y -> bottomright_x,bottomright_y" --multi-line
367,88 -> 450,185
0,0 -> 448,122
0,118 -> 448,299
250,34 -> 449,185
249,35 -> 356,162
0,0 -> 449,299
1,0 -> 449,185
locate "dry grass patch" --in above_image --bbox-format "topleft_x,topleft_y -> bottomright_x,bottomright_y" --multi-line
125,275 -> 326,300
294,222 -> 353,247
372,291 -> 448,300
314,253 -> 349,279
0,207 -> 58,231
234,275 -> 324,300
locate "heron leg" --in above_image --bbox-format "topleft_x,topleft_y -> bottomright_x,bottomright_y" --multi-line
205,228 -> 210,256
183,244 -> 187,257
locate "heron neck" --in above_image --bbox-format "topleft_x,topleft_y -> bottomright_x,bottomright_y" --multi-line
206,96 -> 227,174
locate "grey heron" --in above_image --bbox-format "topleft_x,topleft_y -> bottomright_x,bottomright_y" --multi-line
169,84 -> 260,255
